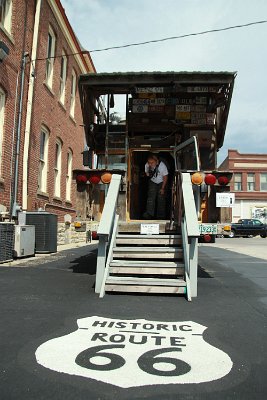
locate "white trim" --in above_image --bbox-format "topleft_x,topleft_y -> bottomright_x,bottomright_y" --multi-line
38,126 -> 49,193
70,69 -> 76,118
66,149 -> 72,201
45,25 -> 56,89
0,0 -> 12,34
47,0 -> 94,74
0,87 -> 5,176
22,0 -> 42,210
54,138 -> 62,197
59,49 -> 67,104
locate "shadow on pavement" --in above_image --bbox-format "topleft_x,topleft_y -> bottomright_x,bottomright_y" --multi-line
198,265 -> 213,278
69,249 -> 97,275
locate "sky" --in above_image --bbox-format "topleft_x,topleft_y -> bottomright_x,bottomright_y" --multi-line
61,0 -> 267,164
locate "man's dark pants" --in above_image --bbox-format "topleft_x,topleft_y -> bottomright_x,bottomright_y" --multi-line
145,181 -> 166,219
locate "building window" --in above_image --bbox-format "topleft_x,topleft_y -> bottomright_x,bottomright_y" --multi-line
247,173 -> 255,191
59,50 -> 67,104
260,173 -> 267,191
54,139 -> 62,197
0,87 -> 5,175
0,0 -> 12,34
234,173 -> 242,191
70,69 -> 77,118
45,26 -> 56,89
66,150 -> 73,201
38,127 -> 49,192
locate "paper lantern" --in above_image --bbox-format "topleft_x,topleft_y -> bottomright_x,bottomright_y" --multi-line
191,172 -> 203,185
76,174 -> 87,183
89,175 -> 101,184
204,174 -> 216,185
101,172 -> 112,184
218,176 -> 229,186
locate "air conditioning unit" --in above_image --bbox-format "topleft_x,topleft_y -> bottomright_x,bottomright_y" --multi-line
13,225 -> 35,258
18,212 -> 57,253
0,222 -> 14,263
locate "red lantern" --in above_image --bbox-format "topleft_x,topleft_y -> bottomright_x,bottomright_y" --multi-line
76,174 -> 87,183
89,175 -> 101,184
218,176 -> 229,186
204,174 -> 216,185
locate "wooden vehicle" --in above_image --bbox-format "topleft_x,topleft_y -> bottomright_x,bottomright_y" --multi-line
75,71 -> 236,300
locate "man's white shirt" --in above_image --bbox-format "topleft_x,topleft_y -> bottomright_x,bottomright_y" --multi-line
145,161 -> 168,184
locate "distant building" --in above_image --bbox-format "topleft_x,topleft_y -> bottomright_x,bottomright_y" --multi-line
0,0 -> 95,242
219,150 -> 267,222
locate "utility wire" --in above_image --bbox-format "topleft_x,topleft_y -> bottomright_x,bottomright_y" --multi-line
89,20 -> 267,53
33,20 -> 267,61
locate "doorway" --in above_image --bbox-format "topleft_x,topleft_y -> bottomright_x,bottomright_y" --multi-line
129,150 -> 175,220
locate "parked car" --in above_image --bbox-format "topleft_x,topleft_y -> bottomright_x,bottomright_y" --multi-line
229,219 -> 267,238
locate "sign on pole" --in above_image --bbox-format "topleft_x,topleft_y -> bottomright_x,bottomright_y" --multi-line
216,193 -> 235,208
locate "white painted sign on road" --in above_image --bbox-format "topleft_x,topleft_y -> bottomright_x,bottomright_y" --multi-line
35,316 -> 233,388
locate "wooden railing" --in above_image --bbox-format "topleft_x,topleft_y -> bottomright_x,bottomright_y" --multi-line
95,174 -> 121,293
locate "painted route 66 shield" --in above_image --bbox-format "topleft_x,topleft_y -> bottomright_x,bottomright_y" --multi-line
35,316 -> 233,388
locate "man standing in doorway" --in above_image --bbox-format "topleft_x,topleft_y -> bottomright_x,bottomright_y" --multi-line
143,153 -> 168,219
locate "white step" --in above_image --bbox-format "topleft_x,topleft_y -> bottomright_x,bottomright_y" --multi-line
113,247 -> 183,259
105,276 -> 186,294
110,260 -> 184,275
116,234 -> 182,246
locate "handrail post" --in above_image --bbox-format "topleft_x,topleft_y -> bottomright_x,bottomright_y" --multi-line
95,174 -> 121,293
95,235 -> 107,293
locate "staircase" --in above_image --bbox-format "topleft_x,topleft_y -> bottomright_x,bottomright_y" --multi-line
101,230 -> 188,297
95,173 -> 199,301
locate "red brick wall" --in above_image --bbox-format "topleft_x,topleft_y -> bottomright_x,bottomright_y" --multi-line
0,0 -> 34,209
0,0 -> 91,222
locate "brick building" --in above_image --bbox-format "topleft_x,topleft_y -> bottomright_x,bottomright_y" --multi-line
0,0 -> 95,241
219,150 -> 267,222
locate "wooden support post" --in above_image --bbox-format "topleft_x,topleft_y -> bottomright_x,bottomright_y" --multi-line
95,235 -> 107,293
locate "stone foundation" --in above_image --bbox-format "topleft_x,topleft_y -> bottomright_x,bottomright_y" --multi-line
57,221 -> 99,245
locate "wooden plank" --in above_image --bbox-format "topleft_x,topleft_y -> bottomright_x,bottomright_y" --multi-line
113,247 -> 183,253
117,234 -> 181,239
110,260 -> 184,267
116,238 -> 182,245
106,276 -> 186,286
109,267 -> 184,275
105,285 -> 186,294
113,252 -> 183,260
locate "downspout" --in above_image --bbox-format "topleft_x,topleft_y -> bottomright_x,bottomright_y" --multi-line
22,0 -> 42,210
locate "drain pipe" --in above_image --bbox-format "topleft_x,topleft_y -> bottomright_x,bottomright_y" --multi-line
22,0 -> 42,210
11,52 -> 28,217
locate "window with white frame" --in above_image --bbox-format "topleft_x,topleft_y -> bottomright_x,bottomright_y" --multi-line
247,173 -> 255,191
234,173 -> 242,191
66,149 -> 73,201
38,126 -> 49,192
0,87 -> 5,175
59,50 -> 67,104
45,26 -> 56,89
260,173 -> 267,191
70,69 -> 77,118
54,139 -> 62,197
0,0 -> 12,34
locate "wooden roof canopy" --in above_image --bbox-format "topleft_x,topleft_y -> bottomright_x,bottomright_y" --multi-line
79,71 -> 236,150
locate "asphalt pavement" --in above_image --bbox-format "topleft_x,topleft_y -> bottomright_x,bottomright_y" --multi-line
0,239 -> 266,400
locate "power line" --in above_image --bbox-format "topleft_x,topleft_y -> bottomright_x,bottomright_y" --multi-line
89,20 -> 267,53
32,20 -> 267,61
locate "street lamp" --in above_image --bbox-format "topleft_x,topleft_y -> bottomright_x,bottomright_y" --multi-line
0,41 -> 9,62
